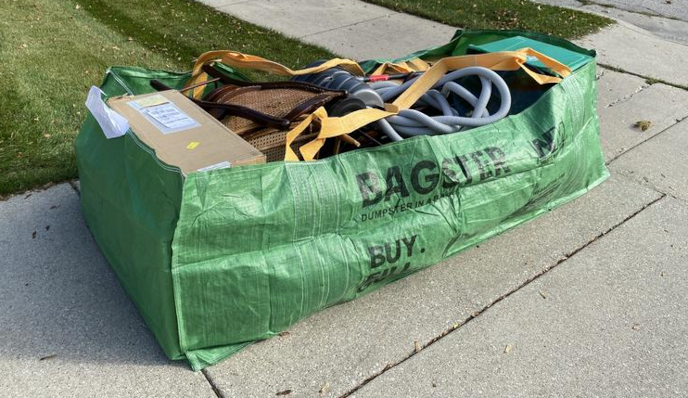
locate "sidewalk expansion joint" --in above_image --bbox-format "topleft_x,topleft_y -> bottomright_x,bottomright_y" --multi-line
299,14 -> 396,39
606,114 -> 688,166
666,193 -> 688,207
598,63 -> 688,91
202,369 -> 226,398
339,193 -> 666,398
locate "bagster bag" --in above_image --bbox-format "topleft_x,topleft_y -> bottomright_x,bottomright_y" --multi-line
75,30 -> 609,370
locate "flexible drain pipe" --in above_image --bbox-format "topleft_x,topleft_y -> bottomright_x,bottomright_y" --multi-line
294,64 -> 512,142
373,67 -> 511,141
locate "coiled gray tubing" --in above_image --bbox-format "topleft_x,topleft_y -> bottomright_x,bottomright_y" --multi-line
371,67 -> 511,141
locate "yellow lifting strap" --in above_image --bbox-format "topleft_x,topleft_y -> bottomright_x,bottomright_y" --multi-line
371,58 -> 432,75
285,48 -> 571,162
184,50 -> 366,99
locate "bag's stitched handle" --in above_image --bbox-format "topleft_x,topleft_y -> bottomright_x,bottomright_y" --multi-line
285,107 -> 392,161
185,50 -> 365,99
371,58 -> 431,75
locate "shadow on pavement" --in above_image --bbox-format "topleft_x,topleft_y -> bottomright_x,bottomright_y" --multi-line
0,184 -> 177,368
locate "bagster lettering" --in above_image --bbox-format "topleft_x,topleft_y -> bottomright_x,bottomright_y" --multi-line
356,146 -> 510,208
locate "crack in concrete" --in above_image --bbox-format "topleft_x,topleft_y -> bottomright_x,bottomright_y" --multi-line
202,369 -> 227,398
596,68 -> 605,80
339,193 -> 667,397
604,82 -> 650,108
299,13 -> 396,39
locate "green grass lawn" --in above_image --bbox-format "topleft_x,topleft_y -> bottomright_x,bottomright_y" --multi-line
363,0 -> 612,39
0,0 -> 334,196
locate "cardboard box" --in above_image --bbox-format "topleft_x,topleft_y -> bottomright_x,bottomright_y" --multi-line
108,90 -> 265,174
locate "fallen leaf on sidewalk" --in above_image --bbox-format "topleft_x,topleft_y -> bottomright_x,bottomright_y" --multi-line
319,382 -> 330,394
634,120 -> 652,131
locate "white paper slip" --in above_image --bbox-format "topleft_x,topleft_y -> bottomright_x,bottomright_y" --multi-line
197,161 -> 232,172
146,103 -> 197,130
132,102 -> 200,134
85,86 -> 130,139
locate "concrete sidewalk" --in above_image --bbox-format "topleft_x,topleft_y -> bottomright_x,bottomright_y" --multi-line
536,0 -> 688,46
2,1 -> 688,397
197,0 -> 456,60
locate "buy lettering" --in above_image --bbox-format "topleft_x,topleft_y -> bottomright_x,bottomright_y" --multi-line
358,235 -> 420,292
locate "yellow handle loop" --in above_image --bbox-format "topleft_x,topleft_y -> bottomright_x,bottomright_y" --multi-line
371,58 -> 432,75
390,48 -> 570,111
285,108 -> 394,161
185,50 -> 365,99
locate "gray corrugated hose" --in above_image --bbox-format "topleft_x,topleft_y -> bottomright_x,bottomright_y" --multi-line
372,66 -> 511,141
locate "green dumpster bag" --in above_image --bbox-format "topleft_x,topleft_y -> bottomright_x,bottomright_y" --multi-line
75,29 -> 608,370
